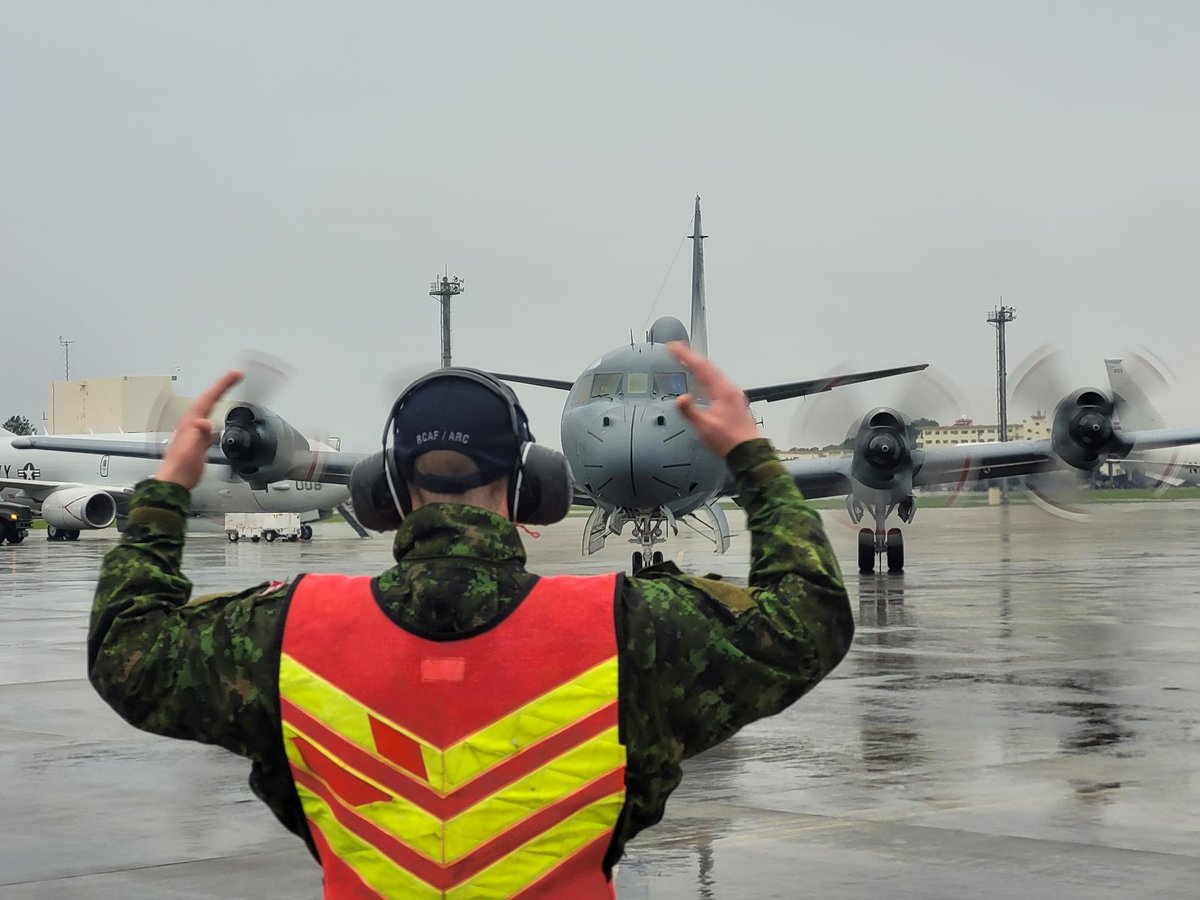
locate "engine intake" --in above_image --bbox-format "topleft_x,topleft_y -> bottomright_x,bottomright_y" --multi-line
1051,388 -> 1117,470
40,487 -> 117,530
851,407 -> 914,496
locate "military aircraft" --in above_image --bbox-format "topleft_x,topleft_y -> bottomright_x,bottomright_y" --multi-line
1104,357 -> 1200,487
21,202 -> 1200,574
489,198 -> 1200,572
2,420 -> 356,545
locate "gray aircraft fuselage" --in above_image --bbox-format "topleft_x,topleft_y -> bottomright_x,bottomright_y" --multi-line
560,340 -> 726,518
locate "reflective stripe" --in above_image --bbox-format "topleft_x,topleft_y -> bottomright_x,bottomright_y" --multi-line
282,653 -> 621,791
286,721 -> 624,863
297,771 -> 625,897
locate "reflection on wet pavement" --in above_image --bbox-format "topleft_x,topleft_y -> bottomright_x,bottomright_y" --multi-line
1,501 -> 1198,897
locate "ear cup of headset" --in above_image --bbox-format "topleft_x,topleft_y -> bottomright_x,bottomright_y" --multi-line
348,451 -> 406,532
512,444 -> 575,525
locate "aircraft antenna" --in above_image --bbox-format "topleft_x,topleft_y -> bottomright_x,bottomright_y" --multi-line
429,274 -> 466,368
987,303 -> 1017,497
58,335 -> 75,381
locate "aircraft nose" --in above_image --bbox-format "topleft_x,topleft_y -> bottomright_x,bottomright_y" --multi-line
572,402 -> 700,510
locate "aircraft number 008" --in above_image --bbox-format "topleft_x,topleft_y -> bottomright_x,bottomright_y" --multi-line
294,481 -> 322,491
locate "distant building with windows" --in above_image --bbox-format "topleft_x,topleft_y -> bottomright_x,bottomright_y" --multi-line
915,413 -> 1050,447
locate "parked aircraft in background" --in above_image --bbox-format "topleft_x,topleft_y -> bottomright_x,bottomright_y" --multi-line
1,426 -> 356,543
1105,357 -> 1200,488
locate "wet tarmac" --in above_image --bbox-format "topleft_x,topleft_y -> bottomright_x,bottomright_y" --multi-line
2,502 -> 1198,898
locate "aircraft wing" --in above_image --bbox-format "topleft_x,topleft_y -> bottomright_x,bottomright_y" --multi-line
744,364 -> 929,403
912,441 -> 1068,488
775,457 -> 854,500
279,450 -> 367,486
1114,427 -> 1200,454
490,373 -> 575,391
10,435 -> 225,463
0,478 -> 135,502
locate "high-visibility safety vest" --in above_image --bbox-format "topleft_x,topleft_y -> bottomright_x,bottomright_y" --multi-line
279,573 -> 627,899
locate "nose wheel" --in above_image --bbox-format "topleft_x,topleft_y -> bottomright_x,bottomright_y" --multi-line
857,526 -> 905,573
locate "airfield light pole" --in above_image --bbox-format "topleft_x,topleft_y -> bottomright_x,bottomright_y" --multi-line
987,304 -> 1016,499
429,275 -> 465,368
58,335 -> 74,382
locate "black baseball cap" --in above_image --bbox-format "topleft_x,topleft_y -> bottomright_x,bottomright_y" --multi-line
391,370 -> 530,493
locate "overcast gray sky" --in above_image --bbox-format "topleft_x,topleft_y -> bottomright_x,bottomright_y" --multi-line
3,1 -> 1198,451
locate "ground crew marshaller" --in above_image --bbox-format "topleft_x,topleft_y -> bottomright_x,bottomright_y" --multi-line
89,342 -> 854,898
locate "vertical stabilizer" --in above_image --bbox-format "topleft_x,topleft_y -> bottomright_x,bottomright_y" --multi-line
1105,358 -> 1167,431
689,195 -> 708,355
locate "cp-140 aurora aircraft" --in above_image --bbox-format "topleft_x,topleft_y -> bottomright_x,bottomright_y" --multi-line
489,197 -> 1200,572
1,418 -> 355,545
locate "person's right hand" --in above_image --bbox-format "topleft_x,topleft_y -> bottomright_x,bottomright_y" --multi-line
156,370 -> 243,491
668,342 -> 761,457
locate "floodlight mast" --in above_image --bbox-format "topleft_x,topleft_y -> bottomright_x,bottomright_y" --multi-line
429,275 -> 465,369
987,304 -> 1016,500
58,335 -> 75,381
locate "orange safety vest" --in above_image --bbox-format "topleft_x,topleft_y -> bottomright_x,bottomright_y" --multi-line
279,573 -> 627,899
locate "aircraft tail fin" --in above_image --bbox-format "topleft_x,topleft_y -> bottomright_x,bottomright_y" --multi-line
1105,358 -> 1167,431
689,195 -> 708,355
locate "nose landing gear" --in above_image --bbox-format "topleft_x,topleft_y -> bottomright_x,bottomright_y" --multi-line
629,513 -> 670,573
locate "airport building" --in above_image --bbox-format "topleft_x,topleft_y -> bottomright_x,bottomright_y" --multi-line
47,375 -> 190,434
914,413 -> 1051,447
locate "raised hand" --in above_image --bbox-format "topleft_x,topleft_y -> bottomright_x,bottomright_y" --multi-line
156,371 -> 243,490
668,342 -> 760,458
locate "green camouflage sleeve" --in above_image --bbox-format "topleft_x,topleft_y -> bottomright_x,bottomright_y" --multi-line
88,478 -> 289,763
633,438 -> 853,758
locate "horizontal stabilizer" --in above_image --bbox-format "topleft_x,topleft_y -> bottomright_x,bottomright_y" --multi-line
745,363 -> 928,403
491,373 -> 574,391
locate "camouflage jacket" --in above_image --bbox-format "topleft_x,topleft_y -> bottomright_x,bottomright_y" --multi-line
90,438 -> 853,866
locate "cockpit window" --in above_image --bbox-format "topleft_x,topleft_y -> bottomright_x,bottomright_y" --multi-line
625,372 -> 649,395
572,374 -> 593,406
590,373 -> 622,399
654,372 -> 688,396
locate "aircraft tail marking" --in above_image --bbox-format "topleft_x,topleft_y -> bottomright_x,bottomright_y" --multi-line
1105,358 -> 1167,431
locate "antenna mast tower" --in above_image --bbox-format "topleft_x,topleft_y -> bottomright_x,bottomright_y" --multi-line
429,275 -> 465,369
58,335 -> 75,381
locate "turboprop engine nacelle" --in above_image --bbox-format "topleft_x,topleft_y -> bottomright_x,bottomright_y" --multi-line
850,407 -> 914,497
40,487 -> 117,530
220,403 -> 311,490
1051,388 -> 1116,471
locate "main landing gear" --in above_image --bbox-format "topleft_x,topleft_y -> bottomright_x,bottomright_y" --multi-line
46,526 -> 81,542
849,494 -> 915,574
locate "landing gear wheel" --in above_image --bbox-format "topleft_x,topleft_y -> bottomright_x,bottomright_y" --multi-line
299,524 -> 313,541
858,528 -> 875,573
47,525 -> 60,542
652,550 -> 664,566
264,530 -> 277,543
227,531 -> 239,543
886,528 -> 904,573
632,551 -> 644,573
66,530 -> 80,542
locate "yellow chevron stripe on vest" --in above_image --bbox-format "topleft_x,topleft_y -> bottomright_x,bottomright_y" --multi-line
285,721 -> 624,863
280,653 -> 620,791
299,782 -> 625,899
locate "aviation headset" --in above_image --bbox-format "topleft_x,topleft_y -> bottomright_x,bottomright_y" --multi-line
348,368 -> 575,531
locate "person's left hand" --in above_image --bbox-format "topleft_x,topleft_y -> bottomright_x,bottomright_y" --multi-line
156,371 -> 243,490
